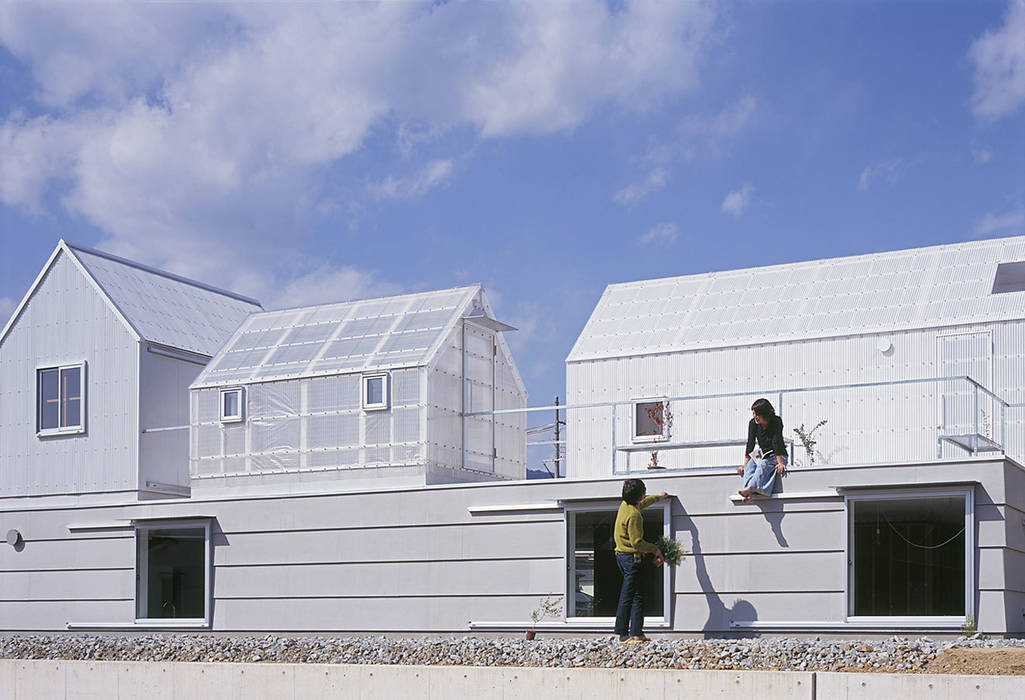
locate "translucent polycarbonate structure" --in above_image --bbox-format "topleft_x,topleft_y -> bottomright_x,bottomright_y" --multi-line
193,287 -> 479,387
189,286 -> 526,488
565,236 -> 1025,478
568,236 -> 1025,362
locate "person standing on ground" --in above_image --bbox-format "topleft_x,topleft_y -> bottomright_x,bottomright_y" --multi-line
613,478 -> 668,644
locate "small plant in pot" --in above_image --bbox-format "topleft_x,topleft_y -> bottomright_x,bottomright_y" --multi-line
526,595 -> 562,640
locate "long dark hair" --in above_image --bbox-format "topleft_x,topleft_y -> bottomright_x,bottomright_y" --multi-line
751,398 -> 782,430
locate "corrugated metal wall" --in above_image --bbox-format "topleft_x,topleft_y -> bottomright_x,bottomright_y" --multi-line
0,252 -> 139,497
567,321 -> 1025,478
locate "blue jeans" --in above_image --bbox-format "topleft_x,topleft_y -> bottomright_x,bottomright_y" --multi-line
614,553 -> 645,638
742,456 -> 787,494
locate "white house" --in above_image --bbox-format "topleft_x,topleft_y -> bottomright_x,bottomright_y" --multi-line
186,286 -> 527,494
0,240 -> 261,501
0,237 -> 1022,637
565,237 -> 1025,476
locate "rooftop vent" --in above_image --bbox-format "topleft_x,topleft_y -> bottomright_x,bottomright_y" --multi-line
993,261 -> 1025,294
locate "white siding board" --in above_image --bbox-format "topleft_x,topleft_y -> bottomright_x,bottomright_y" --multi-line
0,252 -> 139,497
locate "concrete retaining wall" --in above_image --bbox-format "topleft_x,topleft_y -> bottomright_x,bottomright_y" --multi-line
0,660 -> 1021,699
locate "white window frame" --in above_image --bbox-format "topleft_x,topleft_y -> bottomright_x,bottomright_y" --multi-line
631,397 -> 669,443
219,387 -> 244,423
362,373 -> 390,411
563,500 -> 672,628
134,519 -> 212,627
843,487 -> 974,628
36,361 -> 86,437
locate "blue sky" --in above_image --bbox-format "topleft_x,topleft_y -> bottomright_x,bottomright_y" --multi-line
1,1 -> 1023,407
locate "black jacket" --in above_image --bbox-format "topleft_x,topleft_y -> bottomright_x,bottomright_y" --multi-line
745,416 -> 787,459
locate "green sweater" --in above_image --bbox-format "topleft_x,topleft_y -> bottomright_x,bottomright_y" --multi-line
613,495 -> 660,555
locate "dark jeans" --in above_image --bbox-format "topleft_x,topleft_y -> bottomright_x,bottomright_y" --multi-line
614,553 -> 645,638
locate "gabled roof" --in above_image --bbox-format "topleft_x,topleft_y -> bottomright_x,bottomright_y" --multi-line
0,240 -> 262,357
191,285 -> 486,388
567,235 -> 1025,363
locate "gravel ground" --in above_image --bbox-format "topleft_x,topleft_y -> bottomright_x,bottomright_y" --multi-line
3,634 -> 1025,674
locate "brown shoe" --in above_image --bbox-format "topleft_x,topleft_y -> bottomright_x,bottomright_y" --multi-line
626,637 -> 647,644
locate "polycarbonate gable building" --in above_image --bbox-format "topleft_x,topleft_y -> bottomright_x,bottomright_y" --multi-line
189,285 -> 526,491
566,236 -> 1025,477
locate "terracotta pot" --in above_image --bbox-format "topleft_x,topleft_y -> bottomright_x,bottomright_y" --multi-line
524,630 -> 536,641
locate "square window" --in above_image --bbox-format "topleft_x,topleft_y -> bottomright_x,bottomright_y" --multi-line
848,492 -> 971,620
36,363 -> 85,435
362,374 -> 389,411
632,399 -> 669,442
136,523 -> 210,623
566,505 -> 668,623
220,388 -> 244,422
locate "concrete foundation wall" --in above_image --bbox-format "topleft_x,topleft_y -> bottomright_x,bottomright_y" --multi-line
2,661 -> 1023,700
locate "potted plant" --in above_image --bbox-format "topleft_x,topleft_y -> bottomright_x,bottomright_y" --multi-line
526,595 -> 562,640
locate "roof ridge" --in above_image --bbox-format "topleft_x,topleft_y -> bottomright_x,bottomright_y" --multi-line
603,234 -> 1025,290
62,239 -> 262,307
253,284 -> 481,316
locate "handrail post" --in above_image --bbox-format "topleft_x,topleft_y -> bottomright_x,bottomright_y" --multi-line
611,403 -> 617,474
972,382 -> 979,456
1001,400 -> 1006,454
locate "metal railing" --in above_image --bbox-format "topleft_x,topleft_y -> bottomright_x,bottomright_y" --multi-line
464,376 -> 1017,477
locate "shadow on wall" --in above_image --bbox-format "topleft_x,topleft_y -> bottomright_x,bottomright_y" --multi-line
676,504 -> 761,639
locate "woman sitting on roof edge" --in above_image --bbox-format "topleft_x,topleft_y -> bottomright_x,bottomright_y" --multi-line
736,398 -> 788,502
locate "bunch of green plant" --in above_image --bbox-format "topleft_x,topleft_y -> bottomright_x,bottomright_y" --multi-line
656,537 -> 686,567
530,595 -> 563,630
793,420 -> 827,465
960,615 -> 977,636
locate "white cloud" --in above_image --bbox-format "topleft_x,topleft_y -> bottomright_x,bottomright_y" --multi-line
720,183 -> 755,216
614,167 -> 669,205
0,1 -> 719,290
637,222 -> 677,246
969,0 -> 1025,121
972,146 -> 993,165
973,209 -> 1025,237
267,264 -> 402,311
681,95 -> 757,138
858,158 -> 906,191
369,159 -> 455,200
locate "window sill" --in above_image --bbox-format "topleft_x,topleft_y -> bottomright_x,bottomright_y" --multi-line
67,620 -> 210,630
731,617 -> 968,631
37,427 -> 85,438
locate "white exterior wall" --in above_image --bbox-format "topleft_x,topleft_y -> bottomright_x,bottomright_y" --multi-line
0,252 -> 139,498
189,368 -> 426,487
566,321 -> 1025,478
426,321 -> 526,482
138,347 -> 205,495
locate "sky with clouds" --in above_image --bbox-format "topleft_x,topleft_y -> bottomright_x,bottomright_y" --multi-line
1,0 -> 1023,410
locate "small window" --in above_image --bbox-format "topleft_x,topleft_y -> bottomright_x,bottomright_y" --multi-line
632,399 -> 669,442
362,374 -> 389,411
992,261 -> 1025,294
136,522 -> 211,624
220,388 -> 244,422
37,363 -> 85,435
847,491 -> 972,621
